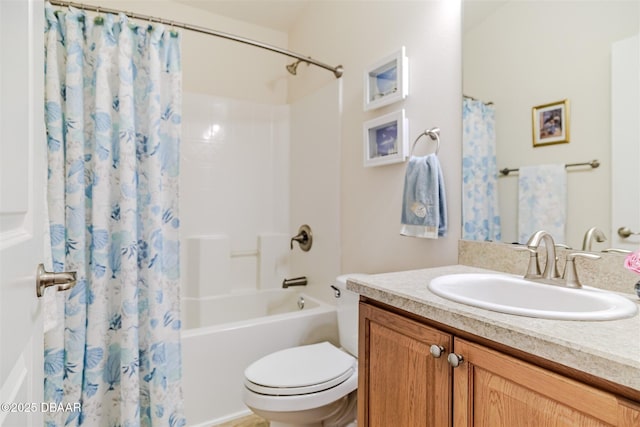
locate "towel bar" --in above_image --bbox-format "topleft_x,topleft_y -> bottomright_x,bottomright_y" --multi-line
411,127 -> 440,156
499,159 -> 600,176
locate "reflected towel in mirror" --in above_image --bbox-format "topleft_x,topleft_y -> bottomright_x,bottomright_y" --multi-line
517,164 -> 567,244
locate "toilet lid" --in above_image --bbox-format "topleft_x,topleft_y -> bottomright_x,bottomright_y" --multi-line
244,342 -> 356,396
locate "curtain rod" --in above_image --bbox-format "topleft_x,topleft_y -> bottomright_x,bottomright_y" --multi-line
48,0 -> 344,79
499,159 -> 600,176
463,95 -> 493,105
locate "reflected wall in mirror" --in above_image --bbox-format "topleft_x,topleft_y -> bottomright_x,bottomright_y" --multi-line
462,0 -> 639,251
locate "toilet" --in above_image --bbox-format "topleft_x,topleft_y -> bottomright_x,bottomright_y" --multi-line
242,274 -> 366,427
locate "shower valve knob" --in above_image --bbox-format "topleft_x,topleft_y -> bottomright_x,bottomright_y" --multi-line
290,224 -> 313,252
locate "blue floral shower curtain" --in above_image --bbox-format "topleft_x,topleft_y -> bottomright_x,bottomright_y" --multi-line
44,3 -> 184,426
462,98 -> 501,241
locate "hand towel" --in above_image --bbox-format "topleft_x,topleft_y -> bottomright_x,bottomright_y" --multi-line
518,164 -> 567,244
401,154 -> 448,238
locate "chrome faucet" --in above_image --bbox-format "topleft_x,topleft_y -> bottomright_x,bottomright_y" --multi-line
523,230 -> 601,288
582,227 -> 606,251
526,230 -> 560,281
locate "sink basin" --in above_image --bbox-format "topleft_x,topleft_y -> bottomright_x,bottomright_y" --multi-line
428,273 -> 638,321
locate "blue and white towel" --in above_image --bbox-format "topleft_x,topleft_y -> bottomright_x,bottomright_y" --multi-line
518,164 -> 567,244
401,154 -> 447,238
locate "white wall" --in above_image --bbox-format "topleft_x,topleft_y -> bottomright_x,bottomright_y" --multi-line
464,1 -> 639,248
288,1 -> 463,274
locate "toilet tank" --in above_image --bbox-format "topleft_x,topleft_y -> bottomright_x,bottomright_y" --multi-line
333,274 -> 367,357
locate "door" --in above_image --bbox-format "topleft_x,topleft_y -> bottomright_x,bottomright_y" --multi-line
611,34 -> 640,251
451,338 -> 640,427
0,1 -> 45,426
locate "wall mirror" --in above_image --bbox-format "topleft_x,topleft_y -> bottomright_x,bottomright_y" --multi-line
462,0 -> 639,252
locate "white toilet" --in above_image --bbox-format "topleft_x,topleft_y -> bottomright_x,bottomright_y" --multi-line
242,274 -> 366,427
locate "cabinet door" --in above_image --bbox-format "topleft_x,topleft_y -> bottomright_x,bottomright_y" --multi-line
359,302 -> 452,427
452,338 -> 640,427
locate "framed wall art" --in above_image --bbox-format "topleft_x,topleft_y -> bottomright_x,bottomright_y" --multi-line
363,109 -> 408,167
532,99 -> 570,146
363,47 -> 408,111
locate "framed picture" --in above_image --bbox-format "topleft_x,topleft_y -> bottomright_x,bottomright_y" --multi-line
364,47 -> 408,111
532,99 -> 570,146
363,110 -> 408,167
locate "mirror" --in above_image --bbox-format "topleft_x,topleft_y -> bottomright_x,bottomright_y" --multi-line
462,0 -> 639,250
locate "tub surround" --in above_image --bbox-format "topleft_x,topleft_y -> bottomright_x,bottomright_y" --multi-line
180,93 -> 292,298
347,264 -> 640,399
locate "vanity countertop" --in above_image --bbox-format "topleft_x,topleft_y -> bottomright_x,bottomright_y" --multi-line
347,264 -> 640,394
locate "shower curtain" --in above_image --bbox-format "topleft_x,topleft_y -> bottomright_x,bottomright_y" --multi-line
44,4 -> 184,426
462,98 -> 501,241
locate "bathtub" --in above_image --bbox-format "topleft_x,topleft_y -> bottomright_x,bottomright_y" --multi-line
181,289 -> 339,427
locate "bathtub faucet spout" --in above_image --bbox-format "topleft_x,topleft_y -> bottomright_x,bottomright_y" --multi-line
282,276 -> 307,288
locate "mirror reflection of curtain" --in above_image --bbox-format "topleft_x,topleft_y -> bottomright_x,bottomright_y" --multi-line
462,98 -> 501,241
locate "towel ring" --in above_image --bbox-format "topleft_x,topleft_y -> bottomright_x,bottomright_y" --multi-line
411,127 -> 440,156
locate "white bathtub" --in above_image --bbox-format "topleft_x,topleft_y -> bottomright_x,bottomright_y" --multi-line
181,289 -> 339,427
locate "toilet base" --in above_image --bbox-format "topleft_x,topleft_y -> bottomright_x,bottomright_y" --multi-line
248,391 -> 357,427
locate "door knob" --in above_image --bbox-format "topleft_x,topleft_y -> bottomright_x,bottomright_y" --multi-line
618,226 -> 640,239
36,264 -> 77,298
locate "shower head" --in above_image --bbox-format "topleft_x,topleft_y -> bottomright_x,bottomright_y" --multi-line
286,59 -> 310,76
286,60 -> 301,75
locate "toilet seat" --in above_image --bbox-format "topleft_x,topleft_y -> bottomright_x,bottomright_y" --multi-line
244,342 -> 356,396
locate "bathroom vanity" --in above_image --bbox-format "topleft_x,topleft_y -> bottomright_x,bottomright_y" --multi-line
348,265 -> 640,427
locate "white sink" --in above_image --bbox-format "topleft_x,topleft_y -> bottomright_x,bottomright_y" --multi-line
428,273 -> 638,321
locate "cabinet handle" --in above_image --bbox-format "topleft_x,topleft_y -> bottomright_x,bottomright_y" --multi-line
447,353 -> 464,368
429,344 -> 445,358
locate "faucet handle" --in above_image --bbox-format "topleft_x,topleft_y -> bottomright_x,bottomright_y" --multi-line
562,252 -> 601,288
515,247 -> 541,279
602,248 -> 632,254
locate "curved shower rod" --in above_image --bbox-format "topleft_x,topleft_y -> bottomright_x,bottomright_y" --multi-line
48,0 -> 344,78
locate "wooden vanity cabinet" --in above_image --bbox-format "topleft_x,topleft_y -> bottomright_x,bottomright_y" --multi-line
358,301 -> 453,426
359,301 -> 640,427
453,338 -> 640,427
